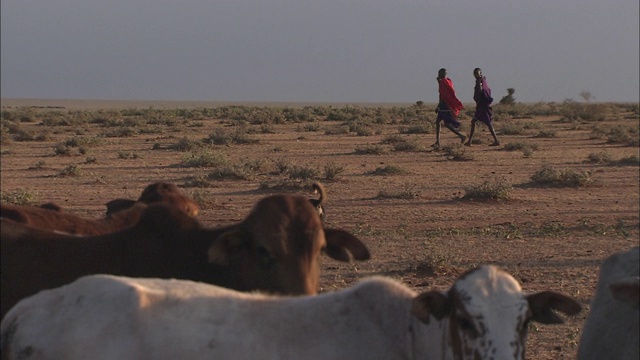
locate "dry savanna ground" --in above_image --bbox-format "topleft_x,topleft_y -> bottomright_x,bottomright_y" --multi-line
1,99 -> 639,359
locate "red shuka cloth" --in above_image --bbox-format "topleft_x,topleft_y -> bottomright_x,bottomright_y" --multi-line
438,77 -> 464,116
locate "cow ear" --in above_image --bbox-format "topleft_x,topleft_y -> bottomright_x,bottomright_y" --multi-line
324,229 -> 370,262
207,230 -> 246,265
527,291 -> 582,324
412,291 -> 449,324
39,202 -> 63,211
105,199 -> 137,215
609,277 -> 640,306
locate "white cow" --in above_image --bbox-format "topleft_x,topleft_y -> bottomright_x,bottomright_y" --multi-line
1,265 -> 581,360
578,247 -> 639,360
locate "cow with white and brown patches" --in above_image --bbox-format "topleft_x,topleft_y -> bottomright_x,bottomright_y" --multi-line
1,194 -> 370,320
415,266 -> 579,359
1,265 -> 579,360
105,181 -> 200,217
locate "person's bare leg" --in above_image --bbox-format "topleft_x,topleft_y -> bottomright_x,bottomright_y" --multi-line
446,123 -> 466,143
465,119 -> 476,146
488,123 -> 500,146
433,119 -> 441,148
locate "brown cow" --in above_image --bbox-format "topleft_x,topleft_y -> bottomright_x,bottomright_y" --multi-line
105,182 -> 200,216
1,194 -> 370,319
0,202 -> 148,235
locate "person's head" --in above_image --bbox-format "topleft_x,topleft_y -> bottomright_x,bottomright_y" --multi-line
438,68 -> 447,79
473,68 -> 483,78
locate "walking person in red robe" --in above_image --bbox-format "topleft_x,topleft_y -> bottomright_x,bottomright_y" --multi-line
465,68 -> 500,146
433,68 -> 466,149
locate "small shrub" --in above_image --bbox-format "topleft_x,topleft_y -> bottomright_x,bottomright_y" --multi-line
588,126 -> 607,140
613,155 -> 639,166
117,151 -> 139,159
381,134 -> 405,144
354,126 -> 374,136
504,142 -> 539,151
287,165 -> 319,181
538,221 -> 566,236
207,164 -> 257,181
188,189 -> 216,208
462,179 -> 512,201
58,164 -> 81,177
102,127 -> 136,137
522,121 -> 543,130
272,158 -> 291,174
399,124 -> 433,134
366,165 -> 408,176
260,124 -> 276,134
346,121 -> 373,136
12,130 -> 36,141
323,162 -> 345,181
442,143 -> 473,161
168,137 -> 201,151
1,188 -> 39,205
499,122 -> 526,135
376,184 -> 421,199
139,126 -> 164,135
181,150 -> 228,168
184,175 -> 215,188
53,144 -> 71,156
64,136 -> 102,148
504,142 -> 539,158
533,130 -> 557,138
607,126 -> 639,146
205,128 -> 257,145
587,152 -> 612,164
530,165 -> 594,187
324,126 -> 350,135
354,145 -> 387,155
300,123 -> 321,132
392,139 -> 421,152
208,159 -> 265,180
29,160 -> 46,170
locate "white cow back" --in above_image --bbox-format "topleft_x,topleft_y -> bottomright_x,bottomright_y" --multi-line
578,247 -> 639,360
2,266 -> 578,360
2,275 -> 418,360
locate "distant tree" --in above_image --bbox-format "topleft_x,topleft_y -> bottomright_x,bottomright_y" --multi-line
414,101 -> 426,116
579,91 -> 593,102
499,88 -> 516,105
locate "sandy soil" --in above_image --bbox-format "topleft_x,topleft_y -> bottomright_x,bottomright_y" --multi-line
1,99 -> 638,358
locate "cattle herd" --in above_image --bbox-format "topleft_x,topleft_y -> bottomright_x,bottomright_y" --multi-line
0,182 -> 638,359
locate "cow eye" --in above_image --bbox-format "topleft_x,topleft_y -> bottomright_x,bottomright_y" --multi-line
256,246 -> 274,268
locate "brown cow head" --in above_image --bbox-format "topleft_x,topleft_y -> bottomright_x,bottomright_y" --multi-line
207,194 -> 369,295
106,182 -> 200,217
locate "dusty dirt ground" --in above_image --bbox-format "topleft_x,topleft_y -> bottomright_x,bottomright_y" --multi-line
1,99 -> 639,358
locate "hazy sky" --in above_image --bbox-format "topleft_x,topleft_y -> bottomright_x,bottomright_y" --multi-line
2,0 -> 639,103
